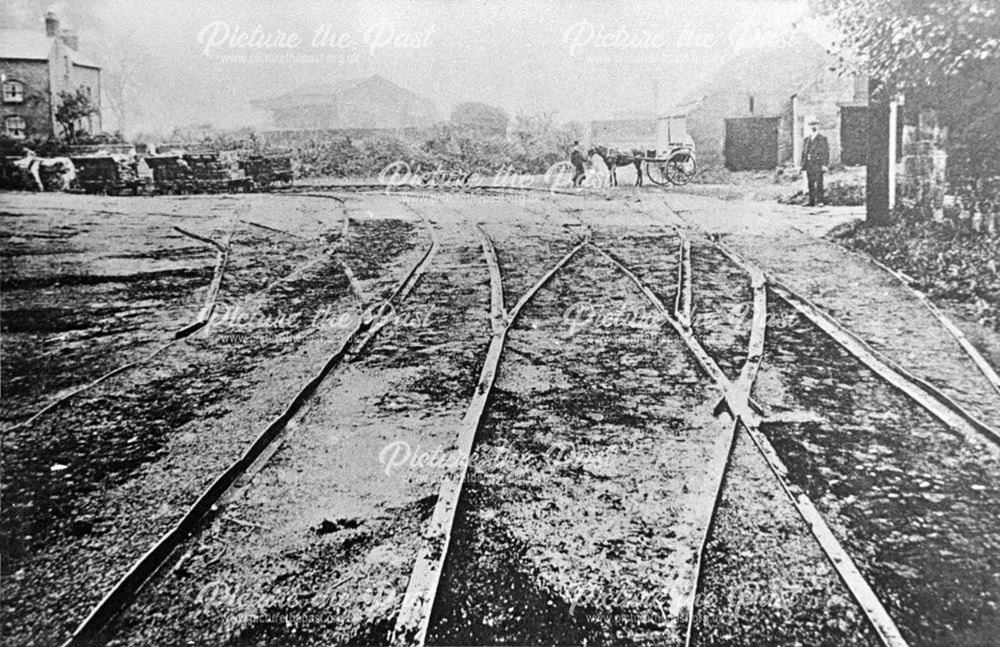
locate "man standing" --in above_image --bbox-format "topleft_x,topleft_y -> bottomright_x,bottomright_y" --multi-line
570,141 -> 586,187
801,117 -> 830,207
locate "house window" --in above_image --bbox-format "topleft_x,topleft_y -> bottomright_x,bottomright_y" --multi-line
3,80 -> 24,103
5,116 -> 27,139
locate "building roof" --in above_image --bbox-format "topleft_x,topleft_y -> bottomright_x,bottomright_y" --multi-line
0,29 -> 51,61
678,33 -> 836,114
255,75 -> 427,110
69,48 -> 100,70
0,28 -> 101,69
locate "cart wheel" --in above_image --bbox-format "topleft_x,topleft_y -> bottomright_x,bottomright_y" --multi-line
646,162 -> 670,186
665,157 -> 696,185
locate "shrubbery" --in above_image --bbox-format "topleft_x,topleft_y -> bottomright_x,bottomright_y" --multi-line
780,180 -> 866,206
833,209 -> 1000,331
288,114 -> 578,179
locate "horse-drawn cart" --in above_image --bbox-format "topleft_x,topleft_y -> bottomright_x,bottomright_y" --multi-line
590,116 -> 697,186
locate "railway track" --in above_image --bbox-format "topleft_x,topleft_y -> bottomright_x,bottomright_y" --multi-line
658,202 -> 1000,646
5,193 -> 360,434
388,194 -> 997,646
392,226 -> 590,644
4,214 -> 241,433
61,196 -> 439,646
8,188 -> 998,646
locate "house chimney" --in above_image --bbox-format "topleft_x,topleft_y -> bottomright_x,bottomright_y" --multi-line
61,28 -> 79,50
45,10 -> 60,38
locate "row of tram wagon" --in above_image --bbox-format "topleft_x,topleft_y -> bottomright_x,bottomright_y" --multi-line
70,151 -> 294,195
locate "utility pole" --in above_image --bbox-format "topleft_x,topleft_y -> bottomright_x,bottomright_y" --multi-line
866,78 -> 898,224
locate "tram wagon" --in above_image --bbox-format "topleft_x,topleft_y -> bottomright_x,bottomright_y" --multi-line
239,154 -> 294,190
71,155 -> 143,195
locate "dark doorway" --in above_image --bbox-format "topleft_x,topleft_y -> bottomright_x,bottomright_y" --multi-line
840,106 -> 868,166
724,117 -> 779,171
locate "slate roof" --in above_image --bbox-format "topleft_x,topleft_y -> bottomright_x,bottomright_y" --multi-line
0,28 -> 101,69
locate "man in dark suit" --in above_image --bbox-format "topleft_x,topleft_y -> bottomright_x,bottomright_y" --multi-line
801,117 -> 830,206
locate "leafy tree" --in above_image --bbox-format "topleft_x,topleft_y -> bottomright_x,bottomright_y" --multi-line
509,112 -> 577,173
816,0 -> 1000,176
817,0 -> 999,92
54,87 -> 99,143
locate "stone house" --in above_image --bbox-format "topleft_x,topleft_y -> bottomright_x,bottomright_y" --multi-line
0,10 -> 102,142
680,33 -> 867,170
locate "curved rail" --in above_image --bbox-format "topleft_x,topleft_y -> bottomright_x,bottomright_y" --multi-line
666,203 -> 1000,449
675,236 -> 693,327
62,205 -> 440,647
818,232 -> 1000,400
590,242 -> 908,647
588,243 -> 744,641
714,241 -> 1000,449
392,229 -> 590,646
6,215 -> 240,432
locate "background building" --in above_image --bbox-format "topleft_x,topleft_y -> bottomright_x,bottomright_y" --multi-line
254,75 -> 441,133
0,10 -> 102,141
679,33 -> 867,171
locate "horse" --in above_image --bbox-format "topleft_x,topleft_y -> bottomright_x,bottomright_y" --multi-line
590,145 -> 644,187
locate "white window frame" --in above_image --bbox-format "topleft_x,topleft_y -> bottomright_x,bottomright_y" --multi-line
3,80 -> 25,103
4,115 -> 27,139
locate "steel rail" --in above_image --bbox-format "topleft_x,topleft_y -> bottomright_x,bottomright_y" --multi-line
590,243 -> 909,647
391,229 -> 589,646
62,205 -> 439,647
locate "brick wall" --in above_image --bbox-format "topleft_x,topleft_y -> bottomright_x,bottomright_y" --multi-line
1,59 -> 53,139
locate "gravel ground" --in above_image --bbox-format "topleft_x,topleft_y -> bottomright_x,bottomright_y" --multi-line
2,188 -> 999,646
430,242 -> 723,646
662,191 -> 1000,432
753,296 -> 1000,646
596,224 -> 876,646
1,193 -> 426,646
99,196 -> 495,646
731,233 -> 1000,431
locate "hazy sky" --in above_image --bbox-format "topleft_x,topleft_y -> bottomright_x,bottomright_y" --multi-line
2,0 -> 820,135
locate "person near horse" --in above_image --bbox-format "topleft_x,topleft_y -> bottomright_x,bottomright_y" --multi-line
801,116 -> 830,207
570,141 -> 586,187
588,147 -> 611,188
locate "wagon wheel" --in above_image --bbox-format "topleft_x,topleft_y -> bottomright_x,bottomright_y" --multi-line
645,161 -> 671,186
664,155 -> 696,186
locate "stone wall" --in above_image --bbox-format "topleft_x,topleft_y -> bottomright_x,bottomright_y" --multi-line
791,72 -> 866,168
49,37 -> 102,136
897,107 -> 948,211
